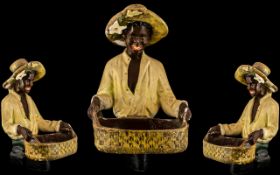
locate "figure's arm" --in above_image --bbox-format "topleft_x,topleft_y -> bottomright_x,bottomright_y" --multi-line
208,116 -> 245,136
217,103 -> 250,136
17,125 -> 33,141
157,62 -> 183,118
94,62 -> 114,110
1,99 -> 20,139
262,102 -> 279,141
31,98 -> 71,133
2,98 -> 35,140
31,99 -> 61,132
88,62 -> 113,120
88,95 -> 103,120
219,111 -> 246,136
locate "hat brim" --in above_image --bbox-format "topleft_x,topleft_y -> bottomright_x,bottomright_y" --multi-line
234,65 -> 278,92
105,4 -> 168,46
2,61 -> 46,89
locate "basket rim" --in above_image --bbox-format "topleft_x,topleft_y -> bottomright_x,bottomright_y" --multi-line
93,120 -> 189,132
203,134 -> 256,149
24,130 -> 77,146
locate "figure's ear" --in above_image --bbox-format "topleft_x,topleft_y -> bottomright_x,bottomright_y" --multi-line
13,80 -> 22,92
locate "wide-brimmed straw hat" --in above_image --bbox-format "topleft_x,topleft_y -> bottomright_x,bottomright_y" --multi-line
105,4 -> 169,47
234,62 -> 278,92
2,58 -> 46,89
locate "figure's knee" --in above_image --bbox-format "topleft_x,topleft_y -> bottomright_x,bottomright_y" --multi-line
9,144 -> 25,168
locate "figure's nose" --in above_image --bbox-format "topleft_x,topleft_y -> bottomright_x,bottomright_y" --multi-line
133,37 -> 143,43
247,84 -> 251,89
25,80 -> 33,86
247,83 -> 254,89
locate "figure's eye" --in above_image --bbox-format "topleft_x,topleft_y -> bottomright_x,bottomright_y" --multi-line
131,34 -> 140,37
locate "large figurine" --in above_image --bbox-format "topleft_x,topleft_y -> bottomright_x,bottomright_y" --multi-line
88,4 -> 191,172
1,58 -> 72,172
208,62 -> 279,174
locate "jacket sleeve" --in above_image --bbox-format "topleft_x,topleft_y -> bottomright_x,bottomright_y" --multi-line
31,99 -> 61,132
262,101 -> 279,142
1,98 -> 19,139
95,61 -> 114,110
157,62 -> 183,118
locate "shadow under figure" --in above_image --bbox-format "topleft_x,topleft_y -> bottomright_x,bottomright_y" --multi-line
208,62 -> 278,175
88,4 -> 191,172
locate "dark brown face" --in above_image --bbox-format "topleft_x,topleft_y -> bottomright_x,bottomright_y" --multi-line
15,71 -> 35,93
245,75 -> 263,97
23,73 -> 34,93
124,25 -> 151,57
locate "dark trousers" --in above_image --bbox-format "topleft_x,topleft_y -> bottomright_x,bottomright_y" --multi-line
230,143 -> 270,175
9,139 -> 51,172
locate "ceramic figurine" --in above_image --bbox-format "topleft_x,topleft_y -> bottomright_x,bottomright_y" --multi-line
87,4 -> 192,172
1,58 -> 72,172
208,62 -> 279,174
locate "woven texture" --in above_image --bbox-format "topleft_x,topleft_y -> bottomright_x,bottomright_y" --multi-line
203,134 -> 256,165
93,118 -> 188,154
24,130 -> 77,161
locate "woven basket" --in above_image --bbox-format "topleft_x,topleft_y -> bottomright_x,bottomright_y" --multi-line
203,134 -> 256,165
93,117 -> 188,154
24,129 -> 78,161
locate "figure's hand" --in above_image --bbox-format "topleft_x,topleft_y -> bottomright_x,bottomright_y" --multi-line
247,129 -> 263,145
17,125 -> 33,141
87,96 -> 101,120
208,125 -> 221,136
59,121 -> 72,133
178,102 -> 192,122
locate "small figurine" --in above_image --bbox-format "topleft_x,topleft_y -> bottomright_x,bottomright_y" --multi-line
208,62 -> 279,174
1,58 -> 72,172
88,4 -> 192,172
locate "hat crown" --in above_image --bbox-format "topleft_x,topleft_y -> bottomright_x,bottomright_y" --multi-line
9,58 -> 28,73
105,3 -> 168,47
253,62 -> 271,76
125,4 -> 147,10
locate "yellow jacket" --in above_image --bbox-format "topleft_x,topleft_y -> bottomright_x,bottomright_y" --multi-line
94,50 -> 186,118
219,93 -> 279,143
1,90 -> 61,140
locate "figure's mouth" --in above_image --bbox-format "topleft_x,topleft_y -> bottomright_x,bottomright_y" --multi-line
248,89 -> 255,96
25,86 -> 32,92
131,43 -> 143,51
